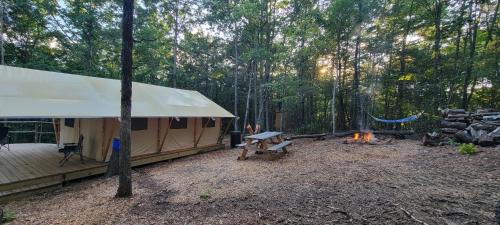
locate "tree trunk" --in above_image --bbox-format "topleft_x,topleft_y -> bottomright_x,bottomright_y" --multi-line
350,0 -> 363,130
172,0 -> 179,88
0,1 -> 4,65
116,0 -> 134,198
433,0 -> 443,106
462,0 -> 480,110
233,23 -> 239,131
242,73 -> 252,136
448,0 -> 467,106
351,34 -> 361,130
484,0 -> 499,48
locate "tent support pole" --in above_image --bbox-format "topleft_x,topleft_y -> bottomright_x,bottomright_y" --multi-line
193,118 -> 197,148
218,117 -> 234,144
158,118 -> 172,152
156,118 -> 161,151
195,118 -> 211,148
101,118 -> 107,157
52,118 -> 60,145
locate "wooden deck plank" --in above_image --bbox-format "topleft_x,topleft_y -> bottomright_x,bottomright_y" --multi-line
0,143 -> 223,201
1,151 -> 40,181
0,152 -> 25,182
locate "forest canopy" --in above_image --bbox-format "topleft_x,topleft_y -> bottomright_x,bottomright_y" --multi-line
1,0 -> 499,134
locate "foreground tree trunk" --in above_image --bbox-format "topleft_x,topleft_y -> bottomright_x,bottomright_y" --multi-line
172,0 -> 179,88
350,0 -> 363,130
433,0 -> 444,106
116,0 -> 134,198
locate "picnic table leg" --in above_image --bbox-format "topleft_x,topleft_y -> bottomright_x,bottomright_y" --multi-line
237,139 -> 252,160
237,147 -> 248,160
277,135 -> 288,154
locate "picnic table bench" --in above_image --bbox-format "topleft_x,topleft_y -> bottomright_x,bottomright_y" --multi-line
237,131 -> 292,160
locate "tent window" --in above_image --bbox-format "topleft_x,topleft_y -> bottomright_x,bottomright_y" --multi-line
64,118 -> 75,128
202,118 -> 216,128
171,118 -> 188,129
132,118 -> 148,131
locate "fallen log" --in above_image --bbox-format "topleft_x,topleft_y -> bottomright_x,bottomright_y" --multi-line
469,123 -> 497,132
440,121 -> 467,130
286,133 -> 327,140
442,109 -> 466,116
454,131 -> 473,143
483,115 -> 500,121
446,114 -> 470,119
423,132 -> 441,147
441,128 -> 460,134
333,130 -> 357,137
478,133 -> 495,147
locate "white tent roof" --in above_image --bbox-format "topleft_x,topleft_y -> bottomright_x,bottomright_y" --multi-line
0,65 -> 234,118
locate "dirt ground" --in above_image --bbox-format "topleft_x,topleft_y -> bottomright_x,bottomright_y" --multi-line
2,137 -> 500,225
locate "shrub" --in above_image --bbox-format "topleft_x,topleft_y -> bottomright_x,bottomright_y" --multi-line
458,143 -> 477,155
2,211 -> 16,223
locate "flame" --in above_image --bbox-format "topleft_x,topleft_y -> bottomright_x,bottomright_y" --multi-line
363,132 -> 373,142
353,133 -> 360,141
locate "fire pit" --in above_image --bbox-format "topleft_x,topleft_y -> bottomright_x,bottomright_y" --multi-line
344,131 -> 378,144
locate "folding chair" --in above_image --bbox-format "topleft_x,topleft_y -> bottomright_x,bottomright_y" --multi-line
0,126 -> 11,151
59,134 -> 84,166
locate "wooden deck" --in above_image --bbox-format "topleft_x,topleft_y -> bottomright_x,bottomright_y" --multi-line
0,143 -> 224,201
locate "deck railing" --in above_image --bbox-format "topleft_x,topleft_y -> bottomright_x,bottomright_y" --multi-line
2,119 -> 56,143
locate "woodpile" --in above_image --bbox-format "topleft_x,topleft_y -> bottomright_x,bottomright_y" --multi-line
423,109 -> 500,147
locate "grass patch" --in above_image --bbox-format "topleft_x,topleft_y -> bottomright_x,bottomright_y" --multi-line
2,211 -> 17,223
199,189 -> 212,200
458,143 -> 477,155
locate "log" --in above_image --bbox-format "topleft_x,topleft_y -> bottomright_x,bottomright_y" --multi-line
442,109 -> 466,117
483,115 -> 500,121
446,114 -> 470,118
469,123 -> 497,132
489,127 -> 500,138
333,130 -> 357,137
286,133 -> 327,140
478,133 -> 495,147
454,131 -> 473,143
440,121 -> 467,130
423,132 -> 441,147
441,128 -> 460,134
470,128 -> 488,143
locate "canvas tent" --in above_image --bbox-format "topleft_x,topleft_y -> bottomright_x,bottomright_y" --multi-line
0,65 -> 234,162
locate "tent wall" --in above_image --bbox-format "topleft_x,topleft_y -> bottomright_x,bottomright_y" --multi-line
161,118 -> 196,152
60,118 -> 104,160
59,117 -> 223,162
195,118 -> 221,147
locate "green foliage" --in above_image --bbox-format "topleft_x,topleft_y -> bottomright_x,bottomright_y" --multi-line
458,143 -> 477,155
199,189 -> 212,199
2,211 -> 17,223
2,0 -> 499,135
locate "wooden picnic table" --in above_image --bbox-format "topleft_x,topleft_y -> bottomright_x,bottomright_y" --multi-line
237,131 -> 292,160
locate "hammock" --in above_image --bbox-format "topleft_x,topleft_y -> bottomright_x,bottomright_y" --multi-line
368,112 -> 422,124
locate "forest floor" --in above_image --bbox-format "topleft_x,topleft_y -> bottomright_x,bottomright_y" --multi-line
2,137 -> 500,225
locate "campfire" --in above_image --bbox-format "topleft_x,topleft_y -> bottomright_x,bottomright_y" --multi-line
345,131 -> 378,144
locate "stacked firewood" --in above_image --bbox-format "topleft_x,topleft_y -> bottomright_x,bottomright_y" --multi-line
423,109 -> 500,147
